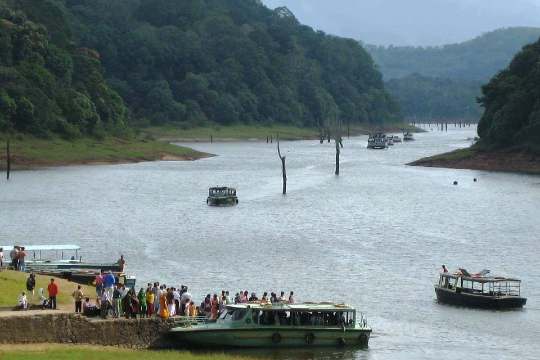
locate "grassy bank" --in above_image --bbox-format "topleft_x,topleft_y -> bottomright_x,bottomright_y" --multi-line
0,270 -> 94,308
0,345 -> 252,360
409,146 -> 540,174
143,123 -> 419,142
0,136 -> 210,170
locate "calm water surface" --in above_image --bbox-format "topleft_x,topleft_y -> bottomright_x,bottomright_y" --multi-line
1,127 -> 539,359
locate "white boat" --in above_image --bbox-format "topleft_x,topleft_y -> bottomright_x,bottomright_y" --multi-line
403,132 -> 414,141
367,133 -> 387,149
393,135 -> 402,143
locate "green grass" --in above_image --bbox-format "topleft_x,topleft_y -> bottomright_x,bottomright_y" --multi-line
143,123 -> 419,141
416,147 -> 477,162
0,270 -> 94,308
0,135 -> 209,169
0,345 -> 252,360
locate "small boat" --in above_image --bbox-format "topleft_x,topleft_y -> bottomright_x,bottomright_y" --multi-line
171,302 -> 371,348
403,132 -> 414,141
435,270 -> 527,309
387,136 -> 394,146
207,187 -> 238,206
367,133 -> 387,149
392,135 -> 402,143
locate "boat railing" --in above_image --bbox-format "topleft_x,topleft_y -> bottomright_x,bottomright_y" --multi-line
171,315 -> 213,328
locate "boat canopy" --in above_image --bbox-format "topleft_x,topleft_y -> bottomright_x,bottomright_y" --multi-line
0,244 -> 80,251
227,302 -> 355,312
439,273 -> 521,284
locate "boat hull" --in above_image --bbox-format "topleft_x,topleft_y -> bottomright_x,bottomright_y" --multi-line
207,197 -> 238,207
171,327 -> 371,348
435,287 -> 526,309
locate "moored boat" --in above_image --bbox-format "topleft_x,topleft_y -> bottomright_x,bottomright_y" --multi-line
207,187 -> 238,206
393,135 -> 402,143
435,270 -> 526,309
403,132 -> 414,141
387,136 -> 394,146
367,133 -> 387,149
171,302 -> 371,348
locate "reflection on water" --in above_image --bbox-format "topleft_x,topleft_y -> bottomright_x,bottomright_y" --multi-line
1,127 -> 540,360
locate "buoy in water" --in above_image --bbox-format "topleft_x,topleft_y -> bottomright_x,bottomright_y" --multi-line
453,181 -> 458,186
473,178 -> 477,182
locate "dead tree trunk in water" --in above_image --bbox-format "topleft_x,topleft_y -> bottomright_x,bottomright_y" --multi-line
335,137 -> 340,176
334,123 -> 343,176
277,135 -> 287,195
6,139 -> 10,181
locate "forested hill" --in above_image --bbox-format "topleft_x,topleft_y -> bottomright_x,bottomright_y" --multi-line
35,0 -> 399,131
0,0 -> 129,138
366,27 -> 540,81
365,27 -> 540,122
477,38 -> 540,151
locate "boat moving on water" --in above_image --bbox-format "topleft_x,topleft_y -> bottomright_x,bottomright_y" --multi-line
435,269 -> 527,309
367,133 -> 388,149
207,187 -> 238,206
403,131 -> 415,141
171,302 -> 371,348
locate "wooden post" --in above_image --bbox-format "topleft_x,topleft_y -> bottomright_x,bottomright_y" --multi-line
347,124 -> 350,139
6,139 -> 10,181
266,136 -> 269,144
210,135 -> 213,143
270,136 -> 273,144
277,135 -> 287,195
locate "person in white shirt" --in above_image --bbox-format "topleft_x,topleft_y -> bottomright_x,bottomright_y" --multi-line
18,292 -> 28,310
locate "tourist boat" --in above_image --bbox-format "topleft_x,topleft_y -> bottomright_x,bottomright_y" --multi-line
435,270 -> 527,309
171,302 -> 371,348
387,136 -> 394,146
207,187 -> 238,206
367,133 -> 387,149
0,244 -> 124,285
393,135 -> 402,143
403,132 -> 414,141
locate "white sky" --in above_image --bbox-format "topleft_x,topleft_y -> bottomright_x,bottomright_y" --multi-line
262,0 -> 540,46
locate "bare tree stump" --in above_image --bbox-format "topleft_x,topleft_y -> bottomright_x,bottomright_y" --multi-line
6,139 -> 10,181
277,135 -> 287,195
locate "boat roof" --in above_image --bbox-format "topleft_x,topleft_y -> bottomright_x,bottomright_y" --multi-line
0,244 -> 80,251
440,273 -> 521,283
227,302 -> 355,311
209,187 -> 235,190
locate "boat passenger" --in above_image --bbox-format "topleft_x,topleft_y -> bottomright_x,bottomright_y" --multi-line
288,291 -> 295,304
234,293 -> 240,304
261,292 -> 269,304
249,292 -> 258,302
225,290 -> 232,305
173,287 -> 181,315
118,255 -> 126,272
239,291 -> 248,303
187,300 -> 198,317
202,294 -> 212,316
211,294 -> 219,320
180,287 -> 192,315
442,265 -> 448,273
167,288 -> 176,316
18,292 -> 28,310
278,291 -> 286,302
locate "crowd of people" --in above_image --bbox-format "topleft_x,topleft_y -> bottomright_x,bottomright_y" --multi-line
1,246 -> 28,271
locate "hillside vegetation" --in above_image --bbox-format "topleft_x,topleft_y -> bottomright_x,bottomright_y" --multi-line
366,27 -> 540,122
34,0 -> 399,131
478,38 -> 540,151
0,0 -> 129,138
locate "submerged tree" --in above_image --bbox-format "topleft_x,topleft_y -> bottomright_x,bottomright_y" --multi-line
276,134 -> 287,195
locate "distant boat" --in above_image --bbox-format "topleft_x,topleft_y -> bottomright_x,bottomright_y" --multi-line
207,187 -> 238,206
367,133 -> 387,149
403,132 -> 414,141
393,135 -> 402,143
1,244 -> 124,285
387,136 -> 394,146
170,302 -> 371,348
435,270 -> 527,309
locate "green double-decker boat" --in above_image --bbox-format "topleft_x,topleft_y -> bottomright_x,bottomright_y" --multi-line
207,187 -> 238,206
170,302 -> 371,348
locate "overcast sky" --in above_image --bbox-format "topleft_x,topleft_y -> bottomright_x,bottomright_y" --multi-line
262,0 -> 540,46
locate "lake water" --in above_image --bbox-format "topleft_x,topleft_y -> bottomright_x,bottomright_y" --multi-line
1,126 -> 539,360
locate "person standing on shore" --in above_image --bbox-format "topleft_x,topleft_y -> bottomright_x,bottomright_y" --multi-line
146,285 -> 154,317
18,247 -> 27,271
10,246 -> 18,270
103,271 -> 116,300
138,288 -> 147,318
95,271 -> 104,307
26,273 -> 36,299
0,247 -> 4,271
72,285 -> 84,313
47,278 -> 58,310
153,282 -> 160,314
112,285 -> 121,317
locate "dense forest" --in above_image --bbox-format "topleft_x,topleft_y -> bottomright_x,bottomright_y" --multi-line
478,38 -> 540,151
0,0 -> 129,138
1,0 -> 400,138
385,74 -> 482,121
366,27 -> 540,122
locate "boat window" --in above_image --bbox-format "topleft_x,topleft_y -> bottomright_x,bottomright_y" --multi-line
231,309 -> 247,321
219,309 -> 233,320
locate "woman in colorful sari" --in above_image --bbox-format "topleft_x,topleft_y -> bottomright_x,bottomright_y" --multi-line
137,288 -> 147,318
210,294 -> 219,320
159,291 -> 169,319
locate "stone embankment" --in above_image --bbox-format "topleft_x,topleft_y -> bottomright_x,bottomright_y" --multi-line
0,313 -> 178,348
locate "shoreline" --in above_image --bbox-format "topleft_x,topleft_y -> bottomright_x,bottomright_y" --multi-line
409,147 -> 540,175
